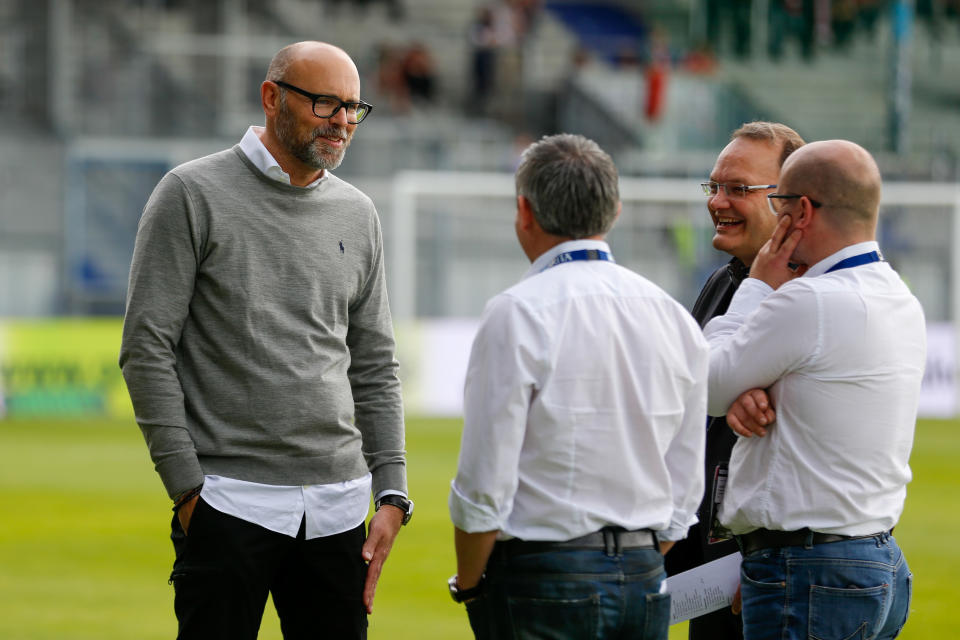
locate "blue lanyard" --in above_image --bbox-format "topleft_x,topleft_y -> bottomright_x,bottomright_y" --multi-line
541,249 -> 615,272
825,250 -> 883,273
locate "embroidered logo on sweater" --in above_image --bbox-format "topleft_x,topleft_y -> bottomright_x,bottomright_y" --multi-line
339,240 -> 345,254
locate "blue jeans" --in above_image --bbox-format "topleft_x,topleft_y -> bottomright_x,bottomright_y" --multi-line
740,532 -> 912,640
466,544 -> 670,639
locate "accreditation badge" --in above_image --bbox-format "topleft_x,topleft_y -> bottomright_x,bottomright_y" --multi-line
707,462 -> 734,543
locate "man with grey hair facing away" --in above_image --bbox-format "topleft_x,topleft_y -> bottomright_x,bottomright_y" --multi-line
120,41 -> 411,639
448,133 -> 709,639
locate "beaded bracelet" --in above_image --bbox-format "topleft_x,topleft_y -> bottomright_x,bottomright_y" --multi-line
172,485 -> 203,513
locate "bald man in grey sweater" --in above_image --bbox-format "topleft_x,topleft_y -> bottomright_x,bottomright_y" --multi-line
120,42 -> 409,639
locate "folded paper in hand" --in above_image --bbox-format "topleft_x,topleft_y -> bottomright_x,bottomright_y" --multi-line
663,551 -> 742,625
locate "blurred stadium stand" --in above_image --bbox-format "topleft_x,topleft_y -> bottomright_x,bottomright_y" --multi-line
0,0 -> 958,319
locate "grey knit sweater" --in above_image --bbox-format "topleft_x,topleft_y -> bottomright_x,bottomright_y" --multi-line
119,146 -> 406,500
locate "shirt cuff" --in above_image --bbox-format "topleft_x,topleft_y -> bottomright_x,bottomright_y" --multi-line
370,461 -> 407,499
374,489 -> 408,501
658,523 -> 693,542
658,513 -> 700,542
448,481 -> 502,533
155,451 -> 206,501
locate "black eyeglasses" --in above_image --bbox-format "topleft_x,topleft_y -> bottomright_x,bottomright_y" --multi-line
701,182 -> 777,198
766,194 -> 823,215
274,80 -> 373,124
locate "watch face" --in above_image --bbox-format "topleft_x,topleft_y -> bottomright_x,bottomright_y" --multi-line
448,574 -> 483,603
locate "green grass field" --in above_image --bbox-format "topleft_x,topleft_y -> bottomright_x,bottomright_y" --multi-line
2,416 -> 957,639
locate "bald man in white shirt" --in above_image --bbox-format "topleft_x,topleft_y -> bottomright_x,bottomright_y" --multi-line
447,134 -> 709,640
705,140 -> 924,640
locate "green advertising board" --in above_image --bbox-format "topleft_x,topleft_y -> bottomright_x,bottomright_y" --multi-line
0,318 -> 132,418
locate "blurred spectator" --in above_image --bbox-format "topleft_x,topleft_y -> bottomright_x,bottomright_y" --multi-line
374,42 -> 410,114
683,42 -> 718,75
401,41 -> 437,104
832,0 -> 858,50
506,0 -> 543,44
706,0 -> 752,59
464,1 -> 544,121
373,40 -> 438,114
467,6 -> 499,116
644,27 -> 671,122
858,0 -> 884,37
918,0 -> 948,43
490,0 -> 521,47
768,0 -> 815,61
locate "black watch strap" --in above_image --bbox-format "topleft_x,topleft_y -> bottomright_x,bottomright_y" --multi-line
375,494 -> 414,525
448,575 -> 485,603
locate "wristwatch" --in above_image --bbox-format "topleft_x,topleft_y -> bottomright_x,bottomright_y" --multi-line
448,574 -> 485,603
375,494 -> 414,525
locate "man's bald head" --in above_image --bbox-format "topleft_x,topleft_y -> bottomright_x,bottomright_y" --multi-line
780,140 -> 882,234
265,41 -> 357,84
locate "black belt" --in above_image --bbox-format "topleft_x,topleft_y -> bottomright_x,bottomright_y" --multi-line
736,528 -> 887,556
493,527 -> 657,558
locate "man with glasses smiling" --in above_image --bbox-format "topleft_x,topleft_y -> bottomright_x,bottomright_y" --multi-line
664,121 -> 804,640
120,41 -> 409,639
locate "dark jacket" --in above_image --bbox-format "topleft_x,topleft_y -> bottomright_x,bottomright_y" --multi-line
663,257 -> 749,639
665,256 -> 749,571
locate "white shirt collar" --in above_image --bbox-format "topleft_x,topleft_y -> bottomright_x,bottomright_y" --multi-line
803,240 -> 881,278
239,126 -> 325,189
524,239 -> 613,280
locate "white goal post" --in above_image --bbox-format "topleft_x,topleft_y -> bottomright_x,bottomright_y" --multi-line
389,171 -> 960,320
388,171 -> 960,417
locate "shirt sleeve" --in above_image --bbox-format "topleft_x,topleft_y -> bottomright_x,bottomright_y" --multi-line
659,331 -> 709,541
118,172 -> 205,499
704,278 -> 819,417
449,294 -> 546,533
346,212 -> 406,498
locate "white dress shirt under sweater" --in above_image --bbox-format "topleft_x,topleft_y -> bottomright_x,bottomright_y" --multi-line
197,127 -> 398,539
450,239 -> 709,543
705,241 -> 926,537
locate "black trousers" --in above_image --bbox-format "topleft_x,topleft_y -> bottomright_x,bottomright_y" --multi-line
169,497 -> 368,640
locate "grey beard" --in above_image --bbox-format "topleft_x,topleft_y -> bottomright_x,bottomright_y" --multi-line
275,98 -> 349,170
285,125 -> 348,170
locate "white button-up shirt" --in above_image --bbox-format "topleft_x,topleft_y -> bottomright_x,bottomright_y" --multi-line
705,241 -> 926,536
196,127 -> 398,539
450,240 -> 708,542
